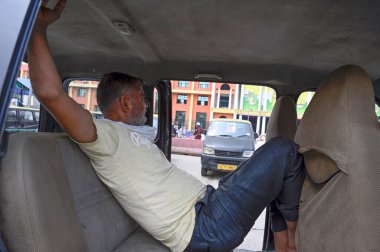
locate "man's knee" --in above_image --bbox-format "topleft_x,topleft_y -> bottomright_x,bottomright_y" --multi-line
258,137 -> 299,166
263,137 -> 298,154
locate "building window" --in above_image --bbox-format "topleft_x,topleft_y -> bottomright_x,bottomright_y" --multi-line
196,112 -> 207,129
220,83 -> 230,90
197,96 -> 209,106
94,105 -> 100,112
79,104 -> 85,109
175,111 -> 186,126
199,82 -> 210,89
177,94 -> 188,104
219,95 -> 229,108
178,81 -> 189,88
77,88 -> 86,97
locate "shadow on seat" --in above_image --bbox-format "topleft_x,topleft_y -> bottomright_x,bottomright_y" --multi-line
0,133 -> 169,251
294,65 -> 380,251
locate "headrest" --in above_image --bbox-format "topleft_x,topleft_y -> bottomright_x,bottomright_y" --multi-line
295,65 -> 377,181
266,96 -> 297,141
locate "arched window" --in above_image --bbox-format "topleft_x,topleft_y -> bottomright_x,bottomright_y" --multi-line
219,116 -> 226,118
220,83 -> 230,90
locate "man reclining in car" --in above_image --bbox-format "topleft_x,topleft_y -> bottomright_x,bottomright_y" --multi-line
28,1 -> 305,251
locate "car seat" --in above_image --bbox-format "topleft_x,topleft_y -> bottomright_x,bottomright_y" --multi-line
294,65 -> 380,251
0,133 -> 169,251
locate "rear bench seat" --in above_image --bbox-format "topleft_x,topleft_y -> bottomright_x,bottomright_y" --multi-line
0,132 -> 169,251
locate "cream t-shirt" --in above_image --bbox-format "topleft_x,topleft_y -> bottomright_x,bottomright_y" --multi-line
77,119 -> 206,252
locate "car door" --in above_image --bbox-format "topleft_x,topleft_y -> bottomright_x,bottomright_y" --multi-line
0,1 -> 40,251
0,0 -> 39,142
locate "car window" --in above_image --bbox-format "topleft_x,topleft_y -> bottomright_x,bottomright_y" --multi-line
170,81 -> 274,250
68,80 -> 160,134
298,91 -> 380,121
4,63 -> 40,133
68,80 -> 103,119
296,91 -> 315,119
207,121 -> 252,137
34,111 -> 40,121
19,110 -> 34,122
171,81 -> 276,138
7,110 -> 17,122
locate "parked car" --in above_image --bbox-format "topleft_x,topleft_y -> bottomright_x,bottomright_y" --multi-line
5,106 -> 39,132
201,119 -> 256,176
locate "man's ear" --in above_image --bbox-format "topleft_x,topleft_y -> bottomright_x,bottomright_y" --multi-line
120,94 -> 132,112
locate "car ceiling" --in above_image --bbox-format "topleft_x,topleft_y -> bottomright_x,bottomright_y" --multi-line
45,0 -> 380,96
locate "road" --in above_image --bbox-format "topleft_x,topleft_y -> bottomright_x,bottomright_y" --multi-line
171,154 -> 266,252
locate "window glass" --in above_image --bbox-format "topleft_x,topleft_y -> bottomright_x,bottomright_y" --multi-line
197,96 -> 208,106
171,81 -> 276,249
178,81 -> 189,88
219,95 -> 229,108
376,103 -> 380,121
153,87 -> 159,130
34,111 -> 40,121
195,112 -> 207,129
68,80 -> 102,119
220,83 -> 230,90
296,91 -> 315,118
20,110 -> 34,122
177,94 -> 188,104
207,121 -> 253,137
171,81 -> 276,138
7,110 -> 17,121
77,88 -> 86,97
175,111 -> 186,126
199,82 -> 210,88
5,62 -> 40,133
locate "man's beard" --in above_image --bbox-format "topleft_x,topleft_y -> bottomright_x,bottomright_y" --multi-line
129,112 -> 147,126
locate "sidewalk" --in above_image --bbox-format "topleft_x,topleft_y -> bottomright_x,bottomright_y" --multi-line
171,137 -> 203,156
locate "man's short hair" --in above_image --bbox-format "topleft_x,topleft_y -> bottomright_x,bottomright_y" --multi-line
97,72 -> 142,113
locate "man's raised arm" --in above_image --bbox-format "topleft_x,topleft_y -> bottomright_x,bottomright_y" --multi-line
28,0 -> 96,143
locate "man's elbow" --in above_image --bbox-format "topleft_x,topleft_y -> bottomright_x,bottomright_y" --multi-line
34,88 -> 64,105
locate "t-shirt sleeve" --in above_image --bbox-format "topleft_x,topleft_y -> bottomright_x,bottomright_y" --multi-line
74,119 -> 119,160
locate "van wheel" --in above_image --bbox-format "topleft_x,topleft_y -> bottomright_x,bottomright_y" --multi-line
201,167 -> 208,176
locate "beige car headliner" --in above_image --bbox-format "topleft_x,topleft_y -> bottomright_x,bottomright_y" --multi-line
45,0 -> 380,96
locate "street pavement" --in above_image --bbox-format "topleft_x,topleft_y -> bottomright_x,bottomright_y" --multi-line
171,152 -> 266,252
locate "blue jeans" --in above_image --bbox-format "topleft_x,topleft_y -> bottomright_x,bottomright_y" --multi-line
186,137 -> 305,252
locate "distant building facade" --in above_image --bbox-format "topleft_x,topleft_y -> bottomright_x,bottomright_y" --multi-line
171,80 -> 277,134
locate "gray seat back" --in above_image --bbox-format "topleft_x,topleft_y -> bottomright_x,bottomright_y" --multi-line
294,65 -> 380,251
0,133 -> 139,251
